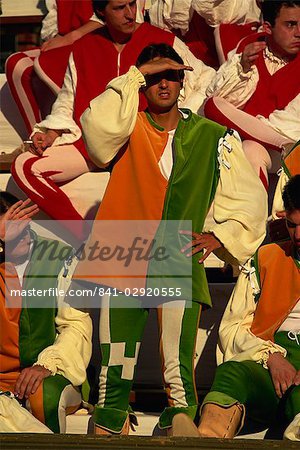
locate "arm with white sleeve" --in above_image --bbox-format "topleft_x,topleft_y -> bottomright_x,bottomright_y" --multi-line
206,50 -> 259,108
204,130 -> 268,265
149,0 -> 193,34
41,0 -> 59,41
35,300 -> 92,386
32,53 -> 82,146
258,94 -> 300,143
174,37 -> 216,113
192,0 -> 261,27
216,260 -> 286,366
80,59 -> 194,167
80,66 -> 145,167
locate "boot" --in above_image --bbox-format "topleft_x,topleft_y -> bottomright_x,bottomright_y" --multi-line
198,403 -> 244,438
167,413 -> 199,437
94,416 -> 130,435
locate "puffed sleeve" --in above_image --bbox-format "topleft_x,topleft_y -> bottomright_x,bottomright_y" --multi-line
34,258 -> 92,386
192,0 -> 261,27
41,0 -> 58,41
149,0 -> 193,34
216,260 -> 287,366
34,303 -> 92,386
173,37 -> 216,113
80,66 -> 146,167
271,170 -> 289,220
206,51 -> 259,108
204,130 -> 268,265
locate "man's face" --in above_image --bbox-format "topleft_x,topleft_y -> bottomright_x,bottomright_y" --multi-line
101,0 -> 137,36
286,208 -> 300,251
6,226 -> 31,262
265,6 -> 300,58
143,63 -> 182,113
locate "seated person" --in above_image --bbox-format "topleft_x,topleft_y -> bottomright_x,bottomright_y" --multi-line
204,0 -> 299,188
149,0 -> 262,67
73,43 -> 267,436
5,0 -> 147,136
11,0 -> 215,240
0,193 -> 92,432
5,0 -> 102,134
198,175 -> 300,441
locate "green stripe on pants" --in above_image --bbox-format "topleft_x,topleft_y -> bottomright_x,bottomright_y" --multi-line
94,294 -> 201,431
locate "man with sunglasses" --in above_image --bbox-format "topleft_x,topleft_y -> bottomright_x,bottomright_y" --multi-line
74,42 -> 267,436
198,175 -> 300,440
12,0 -> 215,239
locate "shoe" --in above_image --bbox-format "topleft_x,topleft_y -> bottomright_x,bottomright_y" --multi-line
198,403 -> 244,438
167,413 -> 199,437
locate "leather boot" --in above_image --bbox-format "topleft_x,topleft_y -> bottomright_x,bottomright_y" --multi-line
94,416 -> 130,435
198,403 -> 244,438
167,413 -> 199,437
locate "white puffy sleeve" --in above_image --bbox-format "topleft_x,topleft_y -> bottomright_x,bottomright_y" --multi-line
192,0 -> 261,26
80,66 -> 145,167
149,0 -> 193,33
174,37 -> 216,113
271,170 -> 289,220
41,0 -> 58,41
217,261 -> 287,366
35,303 -> 92,386
206,51 -> 259,108
204,131 -> 267,265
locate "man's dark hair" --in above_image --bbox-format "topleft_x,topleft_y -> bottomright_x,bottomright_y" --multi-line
93,1 -> 109,20
0,191 -> 20,216
136,43 -> 185,81
262,1 -> 300,26
282,175 -> 300,212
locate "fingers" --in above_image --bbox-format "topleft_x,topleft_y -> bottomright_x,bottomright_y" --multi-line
273,377 -> 291,398
30,133 -> 46,155
198,248 -> 213,264
244,42 -> 266,57
272,371 -> 296,398
14,367 -> 50,399
140,58 -> 194,76
273,378 -> 282,398
28,144 -> 43,156
2,200 -> 39,241
10,200 -> 39,221
294,371 -> 300,386
14,369 -> 31,400
157,58 -> 193,72
179,231 -> 221,263
241,42 -> 266,71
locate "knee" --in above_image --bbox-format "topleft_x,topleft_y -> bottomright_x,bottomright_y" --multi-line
12,152 -> 36,177
5,52 -> 32,75
5,52 -> 23,71
12,151 -> 48,179
242,140 -> 272,176
212,361 -> 250,388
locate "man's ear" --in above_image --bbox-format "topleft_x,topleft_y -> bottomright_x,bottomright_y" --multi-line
262,21 -> 272,35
